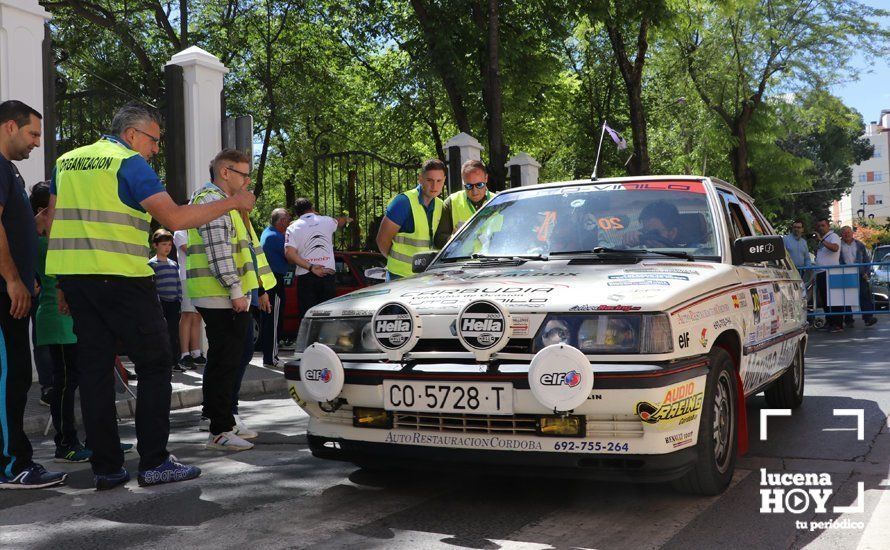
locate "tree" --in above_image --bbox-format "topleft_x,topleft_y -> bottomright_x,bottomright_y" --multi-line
676,0 -> 889,196
583,0 -> 670,175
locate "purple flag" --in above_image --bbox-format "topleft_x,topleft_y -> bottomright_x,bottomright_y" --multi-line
604,123 -> 627,150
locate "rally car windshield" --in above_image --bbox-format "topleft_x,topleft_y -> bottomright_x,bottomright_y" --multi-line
437,180 -> 719,263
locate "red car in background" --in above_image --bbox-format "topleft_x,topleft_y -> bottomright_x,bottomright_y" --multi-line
253,252 -> 385,348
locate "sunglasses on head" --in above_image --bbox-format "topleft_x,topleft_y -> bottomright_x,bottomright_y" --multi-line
464,182 -> 486,190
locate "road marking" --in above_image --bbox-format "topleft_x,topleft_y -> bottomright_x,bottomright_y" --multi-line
833,409 -> 865,440
760,409 -> 792,440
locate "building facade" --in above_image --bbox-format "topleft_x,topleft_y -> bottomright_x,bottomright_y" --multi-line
834,110 -> 890,226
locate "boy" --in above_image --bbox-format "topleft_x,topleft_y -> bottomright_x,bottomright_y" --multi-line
149,229 -> 183,370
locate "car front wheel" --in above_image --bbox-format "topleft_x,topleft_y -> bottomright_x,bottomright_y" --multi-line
673,347 -> 738,496
764,342 -> 804,409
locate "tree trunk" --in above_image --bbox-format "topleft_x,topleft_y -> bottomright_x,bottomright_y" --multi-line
409,0 -> 472,133
730,122 -> 755,195
625,78 -> 649,175
483,0 -> 507,191
180,0 -> 189,49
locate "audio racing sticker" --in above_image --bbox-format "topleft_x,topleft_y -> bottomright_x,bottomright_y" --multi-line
635,381 -> 703,429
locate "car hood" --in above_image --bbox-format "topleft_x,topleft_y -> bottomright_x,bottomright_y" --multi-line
311,259 -> 740,316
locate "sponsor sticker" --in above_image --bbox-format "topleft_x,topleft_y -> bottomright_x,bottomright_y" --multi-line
700,328 -> 708,348
713,317 -> 732,330
635,381 -> 703,428
569,304 -> 642,312
607,280 -> 670,287
528,344 -> 594,412
608,273 -> 690,281
665,430 -> 695,448
675,302 -> 731,325
371,302 -> 421,357
457,300 -> 513,358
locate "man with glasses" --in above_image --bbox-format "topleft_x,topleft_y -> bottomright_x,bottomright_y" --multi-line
185,149 -> 276,452
435,160 -> 494,248
783,219 -> 811,280
45,103 -> 257,490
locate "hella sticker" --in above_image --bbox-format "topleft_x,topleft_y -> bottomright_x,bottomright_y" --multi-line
457,300 -> 513,360
372,302 -> 422,360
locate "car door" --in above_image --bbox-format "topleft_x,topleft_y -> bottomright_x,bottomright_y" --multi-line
718,190 -> 799,395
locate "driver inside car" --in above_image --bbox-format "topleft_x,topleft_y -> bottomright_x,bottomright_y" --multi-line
622,200 -> 682,248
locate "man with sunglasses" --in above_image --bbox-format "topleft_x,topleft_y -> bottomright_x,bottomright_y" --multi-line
45,103 -> 257,490
434,160 -> 494,248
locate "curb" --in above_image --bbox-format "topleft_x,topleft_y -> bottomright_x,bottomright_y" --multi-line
24,376 -> 288,437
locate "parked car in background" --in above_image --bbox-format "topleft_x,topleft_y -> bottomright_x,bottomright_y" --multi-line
253,251 -> 386,348
870,245 -> 890,311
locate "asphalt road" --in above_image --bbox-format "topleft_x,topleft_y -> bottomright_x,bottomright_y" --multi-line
3,322 -> 890,550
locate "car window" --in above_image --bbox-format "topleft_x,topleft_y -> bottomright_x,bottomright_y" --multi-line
334,258 -> 355,286
718,192 -> 748,240
439,180 -> 719,260
738,200 -> 767,236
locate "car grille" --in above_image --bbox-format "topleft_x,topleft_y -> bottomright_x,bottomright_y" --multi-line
394,412 -> 538,435
391,412 -> 645,438
411,338 -> 533,354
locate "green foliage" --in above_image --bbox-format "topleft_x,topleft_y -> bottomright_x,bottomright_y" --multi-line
44,0 -> 889,233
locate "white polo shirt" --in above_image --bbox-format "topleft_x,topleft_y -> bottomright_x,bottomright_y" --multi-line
815,231 -> 841,267
285,213 -> 338,275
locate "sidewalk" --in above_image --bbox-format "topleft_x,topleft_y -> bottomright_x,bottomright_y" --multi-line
24,353 -> 288,437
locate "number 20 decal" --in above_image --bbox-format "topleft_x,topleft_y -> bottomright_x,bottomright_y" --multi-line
597,217 -> 624,230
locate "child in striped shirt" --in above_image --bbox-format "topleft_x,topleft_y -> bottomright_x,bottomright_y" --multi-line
149,229 -> 183,371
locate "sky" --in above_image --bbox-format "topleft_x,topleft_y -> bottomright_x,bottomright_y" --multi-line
830,1 -> 890,123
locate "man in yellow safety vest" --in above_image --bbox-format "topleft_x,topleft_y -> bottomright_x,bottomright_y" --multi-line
376,159 -> 446,280
186,149 -> 276,451
434,159 -> 494,248
46,102 -> 256,490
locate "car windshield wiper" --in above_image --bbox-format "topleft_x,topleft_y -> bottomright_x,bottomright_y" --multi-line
438,253 -> 548,264
550,247 -> 695,261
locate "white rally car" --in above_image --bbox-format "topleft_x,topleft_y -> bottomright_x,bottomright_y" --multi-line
285,176 -> 807,495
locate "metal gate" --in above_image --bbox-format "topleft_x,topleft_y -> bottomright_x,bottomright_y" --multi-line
314,151 -> 429,251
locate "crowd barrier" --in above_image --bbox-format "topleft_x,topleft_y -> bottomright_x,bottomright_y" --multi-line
798,261 -> 890,321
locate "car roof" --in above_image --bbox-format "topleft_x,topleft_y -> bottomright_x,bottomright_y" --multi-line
498,175 -> 755,203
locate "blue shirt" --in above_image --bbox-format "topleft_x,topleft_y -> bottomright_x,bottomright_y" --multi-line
0,153 -> 36,295
260,225 -> 289,275
148,256 -> 182,302
50,135 -> 166,212
385,185 -> 437,234
783,234 -> 810,269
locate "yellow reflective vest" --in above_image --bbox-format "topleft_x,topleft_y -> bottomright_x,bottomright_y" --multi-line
185,186 -> 277,298
450,189 -> 492,230
47,139 -> 153,277
387,187 -> 443,277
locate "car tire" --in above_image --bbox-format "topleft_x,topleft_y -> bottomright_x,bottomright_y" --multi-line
764,343 -> 804,409
672,347 -> 737,496
813,316 -> 826,329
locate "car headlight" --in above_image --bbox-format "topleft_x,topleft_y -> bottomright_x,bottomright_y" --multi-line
533,314 -> 673,354
295,316 -> 380,353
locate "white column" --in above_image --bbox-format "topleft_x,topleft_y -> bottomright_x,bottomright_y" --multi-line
166,46 -> 229,198
0,0 -> 51,188
445,132 -> 484,164
506,152 -> 541,187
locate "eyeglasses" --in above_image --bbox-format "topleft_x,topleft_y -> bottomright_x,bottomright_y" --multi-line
133,128 -> 161,144
227,166 -> 252,180
464,182 -> 486,190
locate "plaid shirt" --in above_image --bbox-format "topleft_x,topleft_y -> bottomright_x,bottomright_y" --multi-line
191,183 -> 242,299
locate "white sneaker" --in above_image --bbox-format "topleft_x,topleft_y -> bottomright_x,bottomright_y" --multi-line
232,415 -> 258,439
206,431 -> 254,451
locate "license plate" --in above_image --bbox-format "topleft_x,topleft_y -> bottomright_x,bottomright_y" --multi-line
383,381 -> 513,415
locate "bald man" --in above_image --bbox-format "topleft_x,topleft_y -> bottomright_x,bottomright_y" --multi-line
259,207 -> 291,366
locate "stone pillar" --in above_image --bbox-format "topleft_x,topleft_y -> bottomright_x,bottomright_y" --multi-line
444,132 -> 484,192
0,0 -> 51,187
166,46 -> 229,198
506,152 -> 541,187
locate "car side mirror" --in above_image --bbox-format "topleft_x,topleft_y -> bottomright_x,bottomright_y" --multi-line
732,235 -> 786,265
364,267 -> 386,281
412,251 -> 438,273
